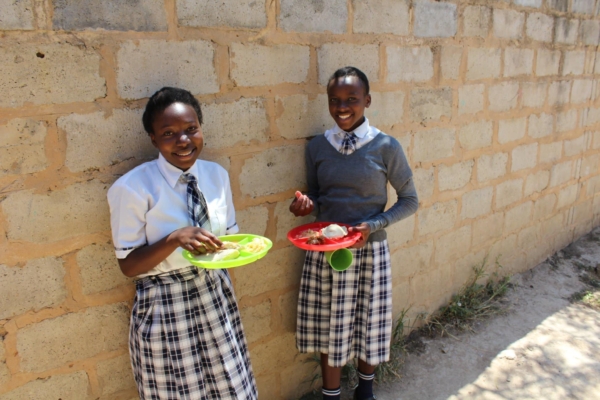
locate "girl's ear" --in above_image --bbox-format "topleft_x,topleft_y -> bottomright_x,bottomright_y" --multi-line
149,133 -> 158,148
365,94 -> 372,108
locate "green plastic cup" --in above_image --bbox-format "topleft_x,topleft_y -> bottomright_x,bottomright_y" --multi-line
325,248 -> 354,271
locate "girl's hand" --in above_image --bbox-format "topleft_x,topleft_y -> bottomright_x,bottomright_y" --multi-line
169,226 -> 223,253
349,223 -> 371,248
289,190 -> 314,217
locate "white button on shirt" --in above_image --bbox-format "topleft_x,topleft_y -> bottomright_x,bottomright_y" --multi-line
324,117 -> 380,154
107,153 -> 239,277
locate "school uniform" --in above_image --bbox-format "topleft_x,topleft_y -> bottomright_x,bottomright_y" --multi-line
108,153 -> 257,400
296,118 -> 418,368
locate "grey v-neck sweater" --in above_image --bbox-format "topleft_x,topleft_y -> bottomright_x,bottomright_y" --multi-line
305,132 -> 419,242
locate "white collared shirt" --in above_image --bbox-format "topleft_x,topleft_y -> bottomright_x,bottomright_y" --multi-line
323,117 -> 380,153
107,153 -> 239,277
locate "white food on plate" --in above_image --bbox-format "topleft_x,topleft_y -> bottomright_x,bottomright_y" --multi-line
321,224 -> 348,239
195,248 -> 240,262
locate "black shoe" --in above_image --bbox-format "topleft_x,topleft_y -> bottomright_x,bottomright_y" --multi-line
353,390 -> 377,400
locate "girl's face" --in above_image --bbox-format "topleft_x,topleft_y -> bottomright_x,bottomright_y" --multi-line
150,102 -> 203,171
327,75 -> 371,132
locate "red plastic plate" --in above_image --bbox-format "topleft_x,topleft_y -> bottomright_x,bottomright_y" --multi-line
287,222 -> 361,251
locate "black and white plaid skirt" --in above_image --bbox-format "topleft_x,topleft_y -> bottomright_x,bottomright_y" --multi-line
296,240 -> 392,368
129,266 -> 257,399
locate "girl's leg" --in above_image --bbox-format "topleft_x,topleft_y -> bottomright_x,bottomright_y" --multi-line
321,353 -> 342,399
354,359 -> 377,400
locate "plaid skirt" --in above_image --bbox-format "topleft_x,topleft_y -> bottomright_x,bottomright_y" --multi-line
129,266 -> 257,400
296,240 -> 392,368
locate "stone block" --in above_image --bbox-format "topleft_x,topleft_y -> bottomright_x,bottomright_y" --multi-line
239,145 -> 306,198
524,170 -> 550,196
413,0 -> 457,38
466,48 -> 501,80
536,49 -> 561,76
512,143 -> 538,172
556,109 -> 578,133
526,12 -> 553,42
573,199 -> 593,227
461,186 -> 493,219
472,213 -> 504,247
504,201 -> 532,234
0,42 -> 105,108
540,141 -> 563,164
463,5 -> 490,38
392,241 -> 433,279
97,354 -> 136,396
17,303 -> 129,372
409,88 -> 452,122
231,43 -> 309,87
563,51 -> 586,76
413,167 -> 434,199
240,300 -> 272,344
488,82 -> 519,112
411,266 -> 453,308
204,98 -> 269,148
60,109 -> 155,172
274,200 -> 313,243
387,214 -> 415,249
528,113 -> 553,138
581,154 -> 600,177
477,153 -> 508,182
582,20 -> 600,45
555,18 -> 579,44
572,0 -> 596,14
276,94 -> 329,140
571,79 -> 593,104
493,9 -> 524,39
488,234 -> 517,270
413,128 -> 455,162
0,258 -> 66,320
533,193 -> 556,220
458,84 -> 484,115
548,80 -> 572,106
77,242 -> 130,295
547,0 -> 568,11
0,118 -> 48,177
392,280 -> 411,323
235,246 -> 304,298
53,0 -> 166,31
387,46 -> 433,83
549,161 -> 574,187
514,0 -> 542,6
582,107 -> 600,127
594,131 -> 600,149
368,91 -> 406,128
438,160 -> 474,191
557,184 -> 579,208
504,47 -> 533,77
177,0 -> 266,28
495,178 -> 524,209
418,200 -> 457,236
517,224 -> 539,250
458,120 -> 493,150
249,333 -> 297,375
0,0 -> 34,30
441,46 -> 463,80
0,337 -> 7,386
564,135 -> 588,157
236,205 -> 269,236
117,40 -> 217,100
279,290 -> 299,333
280,0 -> 347,33
279,355 -> 318,399
0,371 -> 89,400
522,82 -> 547,108
434,226 -> 471,264
498,117 -> 527,144
318,43 -> 379,86
353,0 -> 409,35
2,180 -> 110,242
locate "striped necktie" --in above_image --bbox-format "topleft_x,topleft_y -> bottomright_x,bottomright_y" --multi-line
181,173 -> 211,232
340,132 -> 357,155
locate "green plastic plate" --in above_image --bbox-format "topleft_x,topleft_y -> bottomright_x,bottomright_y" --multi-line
182,234 -> 273,269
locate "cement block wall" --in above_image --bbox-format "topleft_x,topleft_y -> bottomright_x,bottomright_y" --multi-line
1,0 -> 600,398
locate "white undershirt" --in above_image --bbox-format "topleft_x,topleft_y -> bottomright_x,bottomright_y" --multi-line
323,117 -> 380,153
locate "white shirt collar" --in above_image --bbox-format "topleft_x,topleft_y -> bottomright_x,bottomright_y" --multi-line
333,117 -> 371,138
156,153 -> 198,189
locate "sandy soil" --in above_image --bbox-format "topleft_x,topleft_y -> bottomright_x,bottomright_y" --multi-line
374,228 -> 600,400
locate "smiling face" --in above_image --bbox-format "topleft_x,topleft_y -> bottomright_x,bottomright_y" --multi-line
150,102 -> 203,171
327,75 -> 371,132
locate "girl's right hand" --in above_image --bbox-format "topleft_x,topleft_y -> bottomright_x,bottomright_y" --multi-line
289,190 -> 314,217
169,226 -> 223,254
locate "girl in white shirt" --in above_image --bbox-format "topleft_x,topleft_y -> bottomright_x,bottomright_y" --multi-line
107,87 -> 257,399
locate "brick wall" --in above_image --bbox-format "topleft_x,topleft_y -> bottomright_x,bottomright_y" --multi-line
1,0 -> 599,398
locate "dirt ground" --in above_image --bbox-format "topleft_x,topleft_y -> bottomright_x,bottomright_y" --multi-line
372,228 -> 600,400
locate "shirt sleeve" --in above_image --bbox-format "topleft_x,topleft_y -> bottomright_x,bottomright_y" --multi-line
107,182 -> 148,259
363,142 -> 419,233
223,171 -> 239,235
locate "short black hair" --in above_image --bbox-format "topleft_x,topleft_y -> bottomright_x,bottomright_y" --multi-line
142,87 -> 203,134
327,66 -> 370,95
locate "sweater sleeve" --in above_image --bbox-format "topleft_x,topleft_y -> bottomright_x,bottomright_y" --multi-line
363,140 -> 419,233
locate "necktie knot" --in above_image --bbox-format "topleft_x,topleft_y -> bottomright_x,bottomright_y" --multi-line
181,173 -> 196,184
340,132 -> 357,155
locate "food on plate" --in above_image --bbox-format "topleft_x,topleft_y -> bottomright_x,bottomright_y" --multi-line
321,224 -> 348,239
307,236 -> 326,245
243,237 -> 270,253
296,223 -> 349,245
195,248 -> 240,262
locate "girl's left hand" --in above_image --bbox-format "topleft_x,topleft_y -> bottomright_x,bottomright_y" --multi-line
349,223 -> 371,248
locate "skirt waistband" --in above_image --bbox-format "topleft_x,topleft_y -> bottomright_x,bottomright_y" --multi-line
135,266 -> 201,290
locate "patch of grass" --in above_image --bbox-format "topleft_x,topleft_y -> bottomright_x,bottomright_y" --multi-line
570,289 -> 600,311
423,258 -> 511,338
